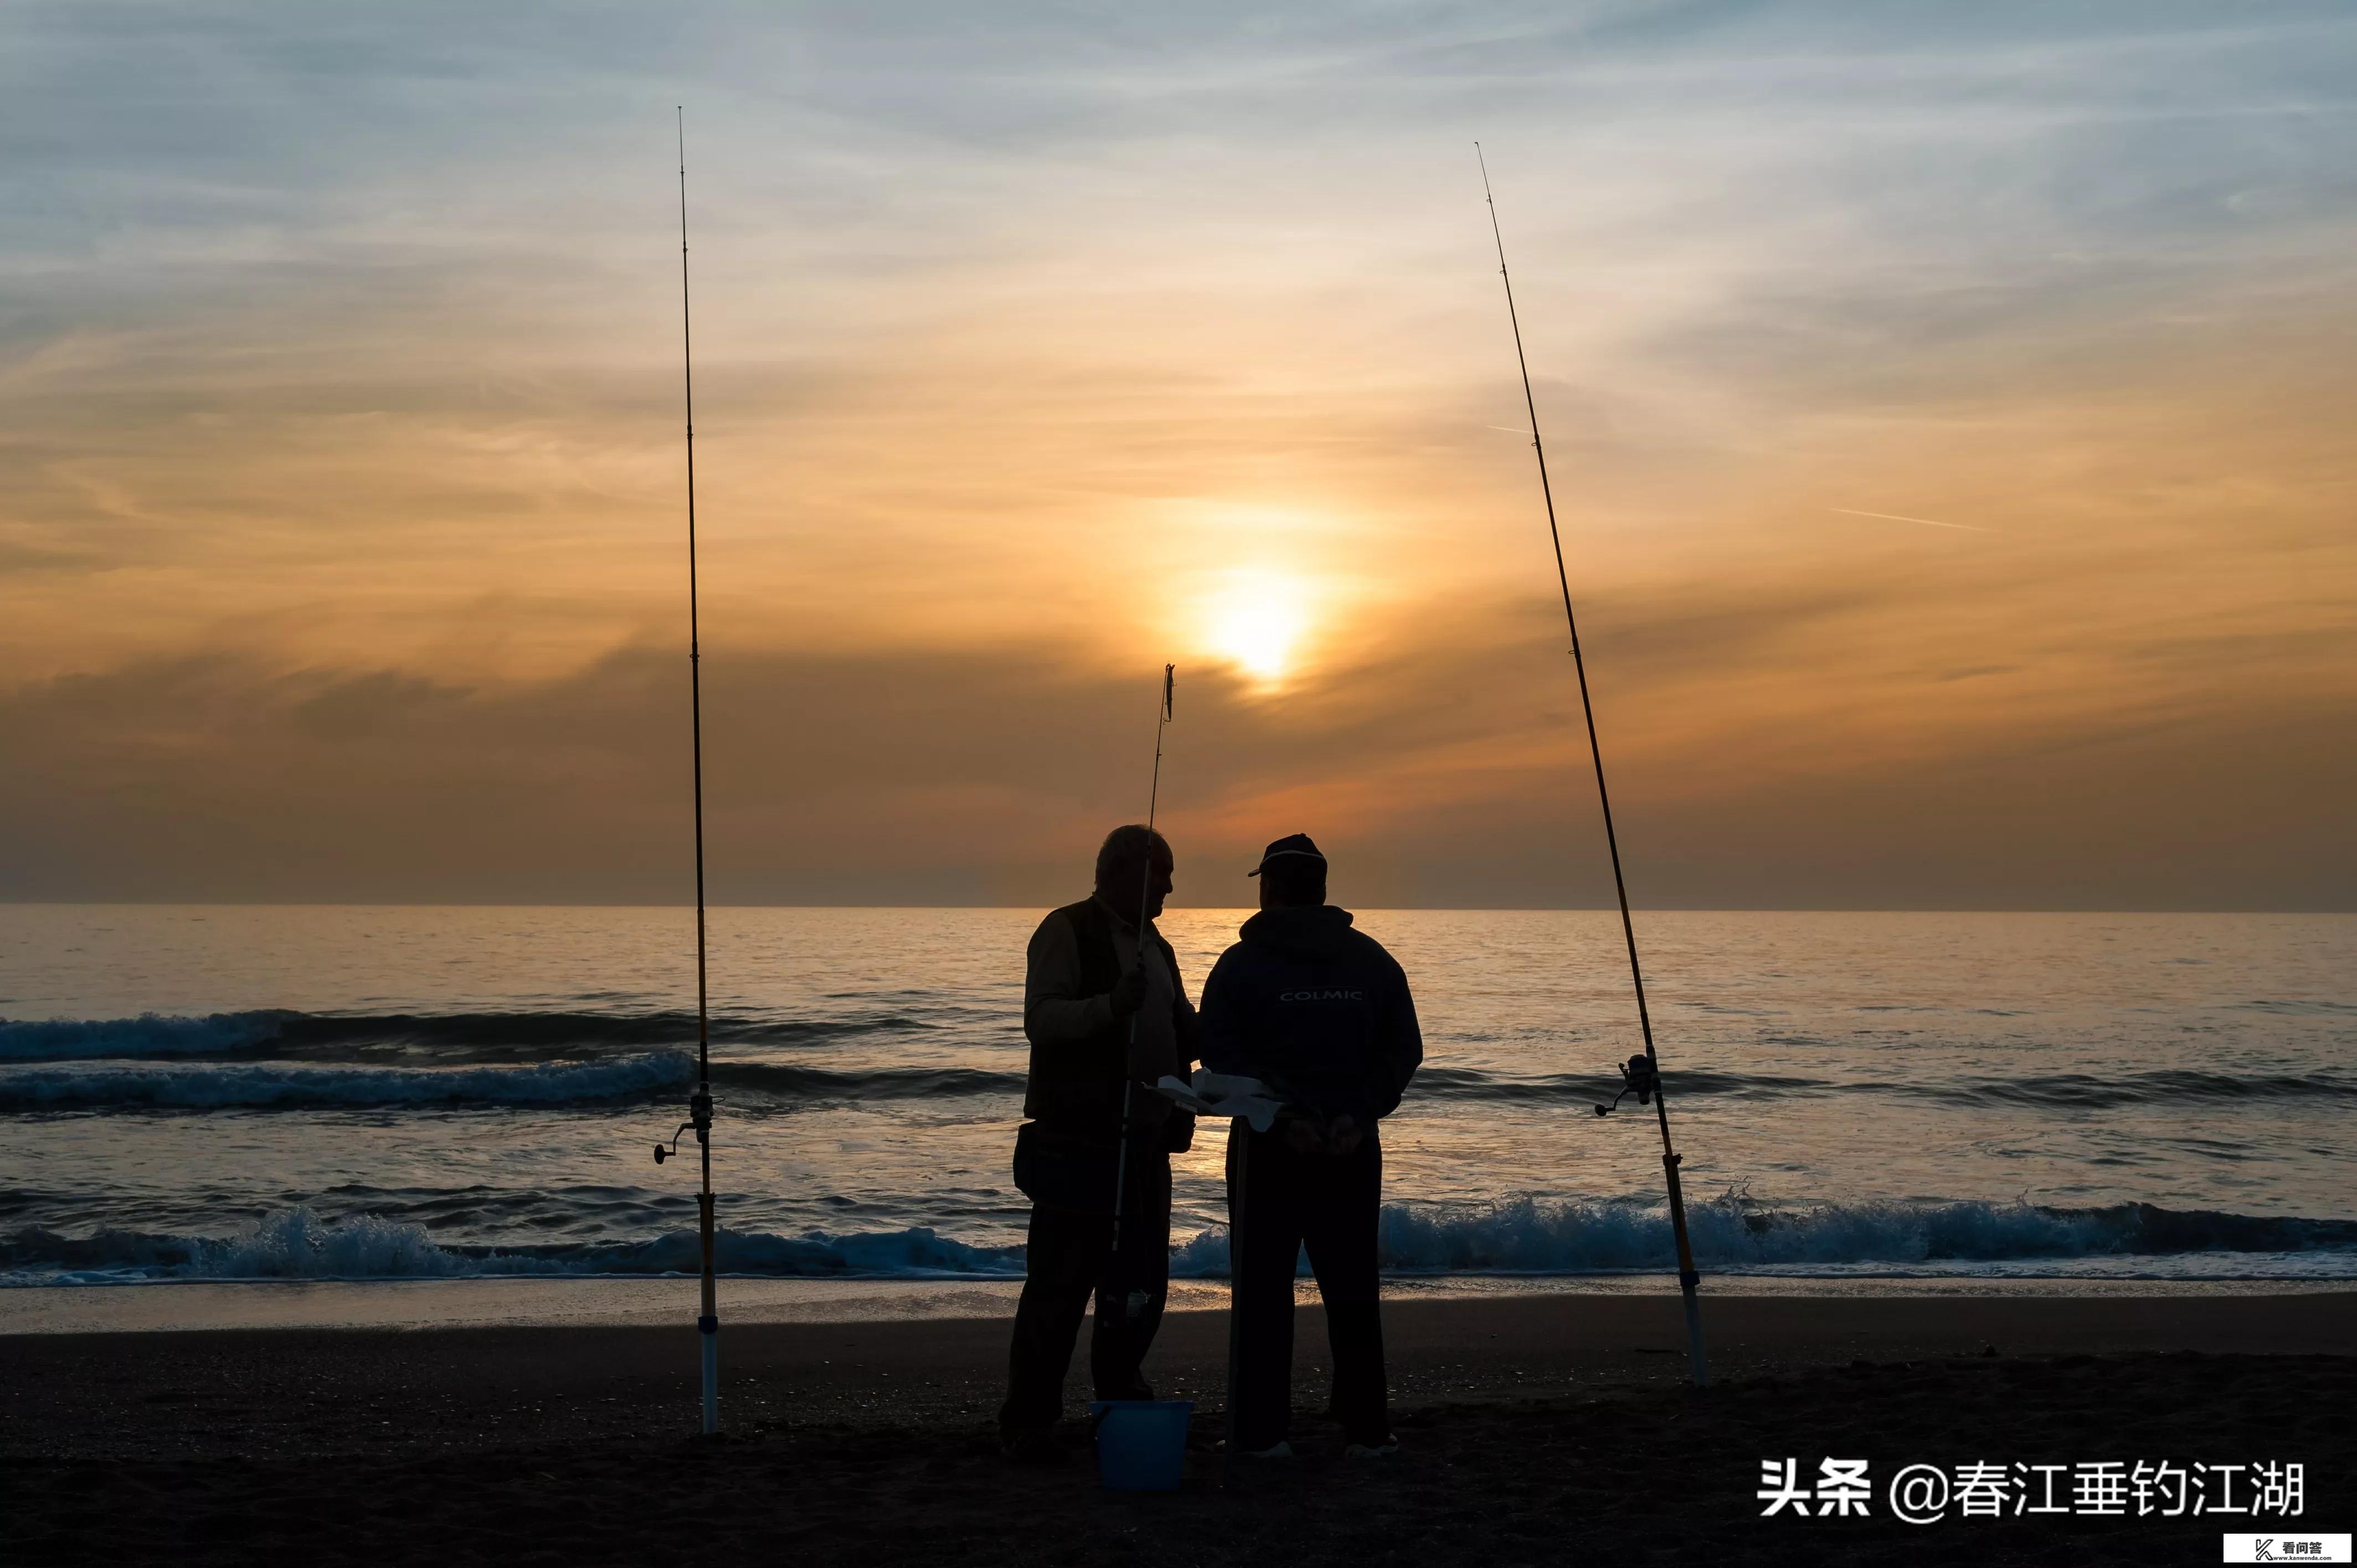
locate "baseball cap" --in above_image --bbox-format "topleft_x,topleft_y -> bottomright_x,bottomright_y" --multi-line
1246,833 -> 1327,877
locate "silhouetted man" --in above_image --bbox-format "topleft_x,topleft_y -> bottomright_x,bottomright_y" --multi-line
1200,832 -> 1422,1458
998,824 -> 1197,1457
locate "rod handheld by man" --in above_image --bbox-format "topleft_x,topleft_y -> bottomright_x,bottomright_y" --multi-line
1477,143 -> 1708,1388
645,107 -> 723,1435
996,672 -> 1197,1457
1106,665 -> 1176,1271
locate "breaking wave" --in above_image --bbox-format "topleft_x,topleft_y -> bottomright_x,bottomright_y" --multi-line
1166,1196 -> 2357,1277
1411,1066 -> 2357,1109
0,1008 -> 956,1064
9,1009 -> 2353,1115
0,1207 -> 1027,1283
0,1056 -> 1032,1110
7,1197 -> 2354,1286
1389,1195 -> 2357,1273
0,1054 -> 700,1110
1,1011 -> 297,1061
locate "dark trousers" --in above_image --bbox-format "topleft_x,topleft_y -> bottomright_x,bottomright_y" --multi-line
998,1154 -> 1171,1435
1227,1127 -> 1389,1450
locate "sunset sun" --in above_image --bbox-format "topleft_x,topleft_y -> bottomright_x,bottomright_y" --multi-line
1202,568 -> 1314,687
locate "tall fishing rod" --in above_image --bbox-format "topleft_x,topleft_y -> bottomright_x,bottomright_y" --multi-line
1476,143 -> 1708,1388
648,105 -> 722,1435
1103,666 -> 1175,1313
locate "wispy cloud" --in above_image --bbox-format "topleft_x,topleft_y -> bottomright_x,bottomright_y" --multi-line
1829,508 -> 1991,534
1,2 -> 2352,905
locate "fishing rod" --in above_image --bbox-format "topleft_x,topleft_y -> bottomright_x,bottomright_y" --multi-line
1475,143 -> 1708,1388
1103,666 -> 1175,1317
648,105 -> 722,1435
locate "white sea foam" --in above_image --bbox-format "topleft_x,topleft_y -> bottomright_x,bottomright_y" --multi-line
1165,1194 -> 2357,1277
10,1197 -> 2354,1287
2,1206 -> 1029,1283
1384,1195 -> 2115,1271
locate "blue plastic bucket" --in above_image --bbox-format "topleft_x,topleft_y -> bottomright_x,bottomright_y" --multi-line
1089,1399 -> 1193,1492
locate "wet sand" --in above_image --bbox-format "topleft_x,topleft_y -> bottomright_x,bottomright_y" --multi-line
4,1293 -> 2350,1564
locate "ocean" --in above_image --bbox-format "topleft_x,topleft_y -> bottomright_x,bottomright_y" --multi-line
3,905 -> 2352,1297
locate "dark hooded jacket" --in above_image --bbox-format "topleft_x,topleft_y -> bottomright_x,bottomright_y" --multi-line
1197,905 -> 1422,1127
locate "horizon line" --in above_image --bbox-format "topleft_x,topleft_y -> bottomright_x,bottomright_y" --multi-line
2,900 -> 2349,916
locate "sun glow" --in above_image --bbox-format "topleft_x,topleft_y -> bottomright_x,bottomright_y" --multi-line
1202,568 -> 1314,687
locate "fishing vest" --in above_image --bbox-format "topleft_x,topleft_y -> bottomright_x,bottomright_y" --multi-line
1014,897 -> 1192,1213
1020,896 -> 1179,1131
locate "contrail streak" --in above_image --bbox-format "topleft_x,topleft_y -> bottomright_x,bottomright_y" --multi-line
1829,507 -> 1991,533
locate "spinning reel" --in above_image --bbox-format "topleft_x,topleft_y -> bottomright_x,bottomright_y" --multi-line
1593,1052 -> 1659,1117
653,1089 -> 713,1164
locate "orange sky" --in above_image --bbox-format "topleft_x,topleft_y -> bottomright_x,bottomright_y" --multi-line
2,5 -> 2352,907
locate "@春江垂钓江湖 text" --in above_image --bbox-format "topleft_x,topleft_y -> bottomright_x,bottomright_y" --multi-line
1756,1457 -> 2306,1525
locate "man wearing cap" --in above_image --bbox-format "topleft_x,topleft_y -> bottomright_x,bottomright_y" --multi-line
997,824 -> 1198,1459
1200,833 -> 1423,1458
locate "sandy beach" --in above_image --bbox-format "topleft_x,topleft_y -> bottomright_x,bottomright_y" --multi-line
4,1292 -> 2348,1564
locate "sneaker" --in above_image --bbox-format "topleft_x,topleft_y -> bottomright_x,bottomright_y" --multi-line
1344,1434 -> 1399,1458
1237,1440 -> 1294,1459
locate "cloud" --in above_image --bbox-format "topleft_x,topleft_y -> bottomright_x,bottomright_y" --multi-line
1,3 -> 2353,905
4,565 -> 2349,908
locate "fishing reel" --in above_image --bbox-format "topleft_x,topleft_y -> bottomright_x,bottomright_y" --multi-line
1593,1053 -> 1659,1117
653,1089 -> 714,1164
